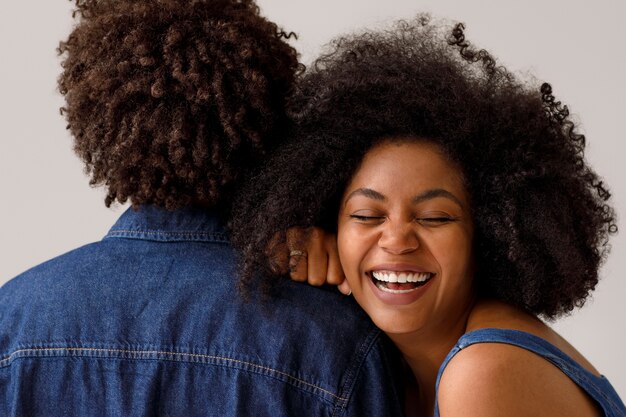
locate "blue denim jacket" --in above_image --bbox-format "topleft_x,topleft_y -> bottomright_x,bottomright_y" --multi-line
0,206 -> 405,416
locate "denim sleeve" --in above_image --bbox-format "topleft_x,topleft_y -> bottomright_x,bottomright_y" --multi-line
341,338 -> 406,417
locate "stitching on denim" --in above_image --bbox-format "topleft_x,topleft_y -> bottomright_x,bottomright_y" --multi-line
109,230 -> 219,237
0,346 -> 347,402
107,230 -> 228,240
330,328 -> 380,417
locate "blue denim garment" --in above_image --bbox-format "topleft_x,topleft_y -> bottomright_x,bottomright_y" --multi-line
434,328 -> 626,417
0,206 -> 405,417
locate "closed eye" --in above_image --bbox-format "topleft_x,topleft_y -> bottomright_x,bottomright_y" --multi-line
349,214 -> 385,222
417,217 -> 456,225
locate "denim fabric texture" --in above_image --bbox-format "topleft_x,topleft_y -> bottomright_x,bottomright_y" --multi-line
0,206 -> 405,417
434,328 -> 626,417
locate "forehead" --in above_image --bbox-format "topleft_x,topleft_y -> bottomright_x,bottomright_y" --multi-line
347,140 -> 466,193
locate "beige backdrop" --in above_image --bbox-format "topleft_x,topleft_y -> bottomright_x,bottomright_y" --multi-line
1,0 -> 624,397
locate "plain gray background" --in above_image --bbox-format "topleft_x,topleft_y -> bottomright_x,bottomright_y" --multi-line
1,0 -> 625,397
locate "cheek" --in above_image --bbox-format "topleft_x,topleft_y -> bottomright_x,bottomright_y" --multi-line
337,230 -> 356,276
337,226 -> 367,282
433,230 -> 474,281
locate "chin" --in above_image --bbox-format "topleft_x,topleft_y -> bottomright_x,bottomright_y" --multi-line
364,308 -> 424,336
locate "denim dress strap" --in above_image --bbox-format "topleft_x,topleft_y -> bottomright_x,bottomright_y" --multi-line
433,328 -> 626,417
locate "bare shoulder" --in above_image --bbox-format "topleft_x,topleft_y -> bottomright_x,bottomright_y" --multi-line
466,299 -> 600,376
437,338 -> 602,417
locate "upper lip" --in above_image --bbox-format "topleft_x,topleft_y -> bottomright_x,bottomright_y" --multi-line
368,263 -> 433,274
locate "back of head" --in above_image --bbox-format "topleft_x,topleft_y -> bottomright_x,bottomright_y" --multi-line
58,0 -> 299,211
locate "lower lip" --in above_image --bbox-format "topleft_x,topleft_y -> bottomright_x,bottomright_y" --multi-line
366,275 -> 434,306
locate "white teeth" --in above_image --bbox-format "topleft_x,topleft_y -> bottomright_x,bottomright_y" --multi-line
372,271 -> 431,283
375,281 -> 419,294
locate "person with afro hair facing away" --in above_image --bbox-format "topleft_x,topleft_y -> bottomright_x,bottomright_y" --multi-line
0,1 -> 405,416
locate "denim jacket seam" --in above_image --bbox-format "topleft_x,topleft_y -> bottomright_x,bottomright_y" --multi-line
105,229 -> 229,243
0,345 -> 347,403
330,327 -> 383,417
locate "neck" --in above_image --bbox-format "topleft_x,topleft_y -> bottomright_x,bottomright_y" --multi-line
389,300 -> 475,416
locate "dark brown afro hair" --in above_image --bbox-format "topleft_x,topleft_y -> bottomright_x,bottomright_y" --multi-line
58,0 -> 299,211
231,16 -> 617,318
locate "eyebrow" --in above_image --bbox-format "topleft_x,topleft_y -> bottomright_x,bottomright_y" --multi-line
344,188 -> 387,204
412,189 -> 465,209
344,187 -> 464,209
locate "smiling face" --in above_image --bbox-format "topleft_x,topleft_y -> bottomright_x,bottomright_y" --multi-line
337,139 -> 475,336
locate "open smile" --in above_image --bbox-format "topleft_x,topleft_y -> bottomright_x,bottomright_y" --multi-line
365,267 -> 435,305
371,270 -> 432,293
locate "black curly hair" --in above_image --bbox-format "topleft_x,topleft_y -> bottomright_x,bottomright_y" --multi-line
58,0 -> 300,211
231,16 -> 617,319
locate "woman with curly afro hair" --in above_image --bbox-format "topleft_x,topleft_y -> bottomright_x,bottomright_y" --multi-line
232,16 -> 625,417
58,0 -> 299,213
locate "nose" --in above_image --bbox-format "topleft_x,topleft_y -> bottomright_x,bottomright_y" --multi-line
378,221 -> 419,255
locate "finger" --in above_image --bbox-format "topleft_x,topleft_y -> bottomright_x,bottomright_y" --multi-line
266,232 -> 289,275
286,228 -> 309,282
289,252 -> 308,282
286,227 -> 307,248
324,236 -> 345,286
338,280 -> 352,296
306,228 -> 328,286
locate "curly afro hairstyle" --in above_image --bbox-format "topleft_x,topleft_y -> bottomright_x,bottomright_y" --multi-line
58,0 -> 300,211
231,16 -> 617,319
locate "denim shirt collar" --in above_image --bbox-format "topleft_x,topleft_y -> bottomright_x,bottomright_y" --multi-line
104,205 -> 229,243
